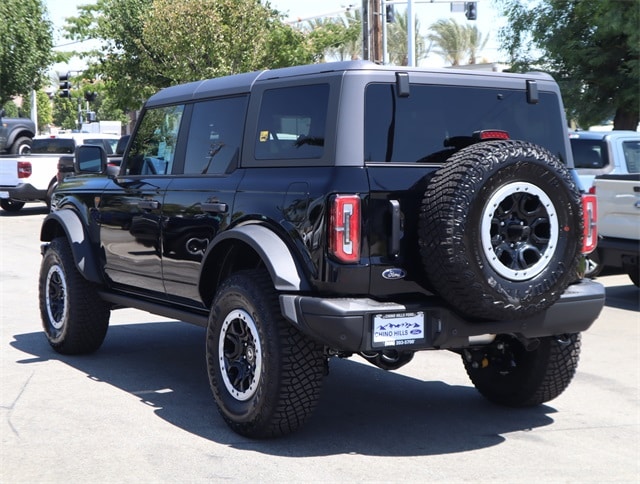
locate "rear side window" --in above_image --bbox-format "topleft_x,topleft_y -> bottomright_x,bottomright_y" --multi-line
255,84 -> 329,160
623,140 -> 640,173
125,104 -> 185,175
183,96 -> 247,175
365,84 -> 568,163
570,139 -> 609,169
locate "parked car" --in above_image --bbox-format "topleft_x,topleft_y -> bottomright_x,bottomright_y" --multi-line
0,132 -> 119,211
40,61 -> 604,438
570,130 -> 640,276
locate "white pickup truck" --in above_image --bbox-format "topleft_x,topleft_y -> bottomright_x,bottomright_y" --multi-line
0,133 -> 119,212
593,174 -> 640,286
570,130 -> 640,277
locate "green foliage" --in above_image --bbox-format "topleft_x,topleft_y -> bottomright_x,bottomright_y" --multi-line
427,18 -> 488,66
305,11 -> 361,62
64,0 -> 317,112
498,0 -> 640,130
36,90 -> 53,132
0,0 -> 53,106
387,10 -> 429,66
1,101 -> 20,118
53,97 -> 78,130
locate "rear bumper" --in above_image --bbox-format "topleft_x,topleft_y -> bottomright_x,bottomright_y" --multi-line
0,183 -> 46,202
598,237 -> 639,268
280,279 -> 605,352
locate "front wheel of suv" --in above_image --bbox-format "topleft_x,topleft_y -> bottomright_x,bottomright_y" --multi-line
39,237 -> 110,354
463,333 -> 581,407
206,269 -> 326,438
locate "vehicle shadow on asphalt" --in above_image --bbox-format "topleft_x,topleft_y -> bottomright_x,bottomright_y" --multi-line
11,321 -> 556,457
0,205 -> 48,217
603,282 -> 639,312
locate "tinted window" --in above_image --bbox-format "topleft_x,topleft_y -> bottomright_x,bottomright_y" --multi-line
183,96 -> 247,174
31,138 -> 75,154
255,84 -> 329,160
125,105 -> 185,175
365,84 -> 568,163
570,139 -> 608,169
623,140 -> 640,173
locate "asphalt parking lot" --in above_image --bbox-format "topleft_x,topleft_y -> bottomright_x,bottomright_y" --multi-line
1,205 -> 639,483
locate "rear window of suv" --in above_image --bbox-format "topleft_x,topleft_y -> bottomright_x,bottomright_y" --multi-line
364,83 -> 568,164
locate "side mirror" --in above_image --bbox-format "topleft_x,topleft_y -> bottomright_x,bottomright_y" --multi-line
75,145 -> 107,174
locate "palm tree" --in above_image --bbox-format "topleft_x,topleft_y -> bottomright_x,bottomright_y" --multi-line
427,18 -> 468,66
387,10 -> 430,66
466,24 -> 489,64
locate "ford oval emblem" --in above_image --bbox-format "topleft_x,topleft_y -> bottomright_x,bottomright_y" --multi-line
382,268 -> 406,280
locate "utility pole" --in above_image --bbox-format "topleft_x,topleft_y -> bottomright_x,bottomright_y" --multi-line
362,0 -> 383,63
371,0 -> 383,63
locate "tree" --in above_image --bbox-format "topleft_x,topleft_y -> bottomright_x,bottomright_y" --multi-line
427,18 -> 487,66
64,0 -> 315,112
0,0 -> 53,107
387,10 -> 430,65
466,24 -> 489,65
304,10 -> 361,62
36,90 -> 53,132
53,97 -> 78,130
498,0 -> 639,130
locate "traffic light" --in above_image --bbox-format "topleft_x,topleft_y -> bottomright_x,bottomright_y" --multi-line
59,73 -> 71,98
465,2 -> 477,20
386,5 -> 395,23
84,91 -> 98,102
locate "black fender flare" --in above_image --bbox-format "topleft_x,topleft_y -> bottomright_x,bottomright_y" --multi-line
207,224 -> 310,292
40,210 -> 103,284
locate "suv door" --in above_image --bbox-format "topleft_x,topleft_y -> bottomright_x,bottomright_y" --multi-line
161,96 -> 248,306
98,104 -> 186,294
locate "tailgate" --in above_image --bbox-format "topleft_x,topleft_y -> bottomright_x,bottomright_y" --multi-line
0,159 -> 19,186
594,174 -> 640,240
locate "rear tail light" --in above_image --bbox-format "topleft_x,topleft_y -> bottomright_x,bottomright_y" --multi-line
329,194 -> 361,263
581,193 -> 597,254
17,161 -> 32,179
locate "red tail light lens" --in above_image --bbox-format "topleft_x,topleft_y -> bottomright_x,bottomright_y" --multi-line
17,161 -> 32,179
476,130 -> 510,140
329,194 -> 361,263
581,193 -> 597,254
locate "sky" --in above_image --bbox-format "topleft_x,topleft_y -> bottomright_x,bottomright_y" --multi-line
45,0 -> 506,70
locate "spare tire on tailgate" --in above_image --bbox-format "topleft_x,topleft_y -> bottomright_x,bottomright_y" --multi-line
418,140 -> 583,321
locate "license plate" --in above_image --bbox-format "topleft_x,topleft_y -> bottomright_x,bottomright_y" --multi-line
0,191 -> 9,199
372,312 -> 425,347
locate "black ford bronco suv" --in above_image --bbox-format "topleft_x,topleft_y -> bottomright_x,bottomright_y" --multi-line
39,61 -> 605,438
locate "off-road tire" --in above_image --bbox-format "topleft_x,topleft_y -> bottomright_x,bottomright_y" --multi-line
419,140 -> 583,320
39,237 -> 110,354
0,198 -> 25,212
206,269 -> 326,438
10,136 -> 31,155
463,333 -> 581,406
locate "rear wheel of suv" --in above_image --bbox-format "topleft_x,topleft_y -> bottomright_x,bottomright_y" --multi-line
206,269 -> 326,438
0,198 -> 25,212
419,140 -> 583,321
39,237 -> 110,354
463,333 -> 581,406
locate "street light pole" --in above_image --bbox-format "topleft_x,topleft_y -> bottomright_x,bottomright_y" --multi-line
407,0 -> 415,66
